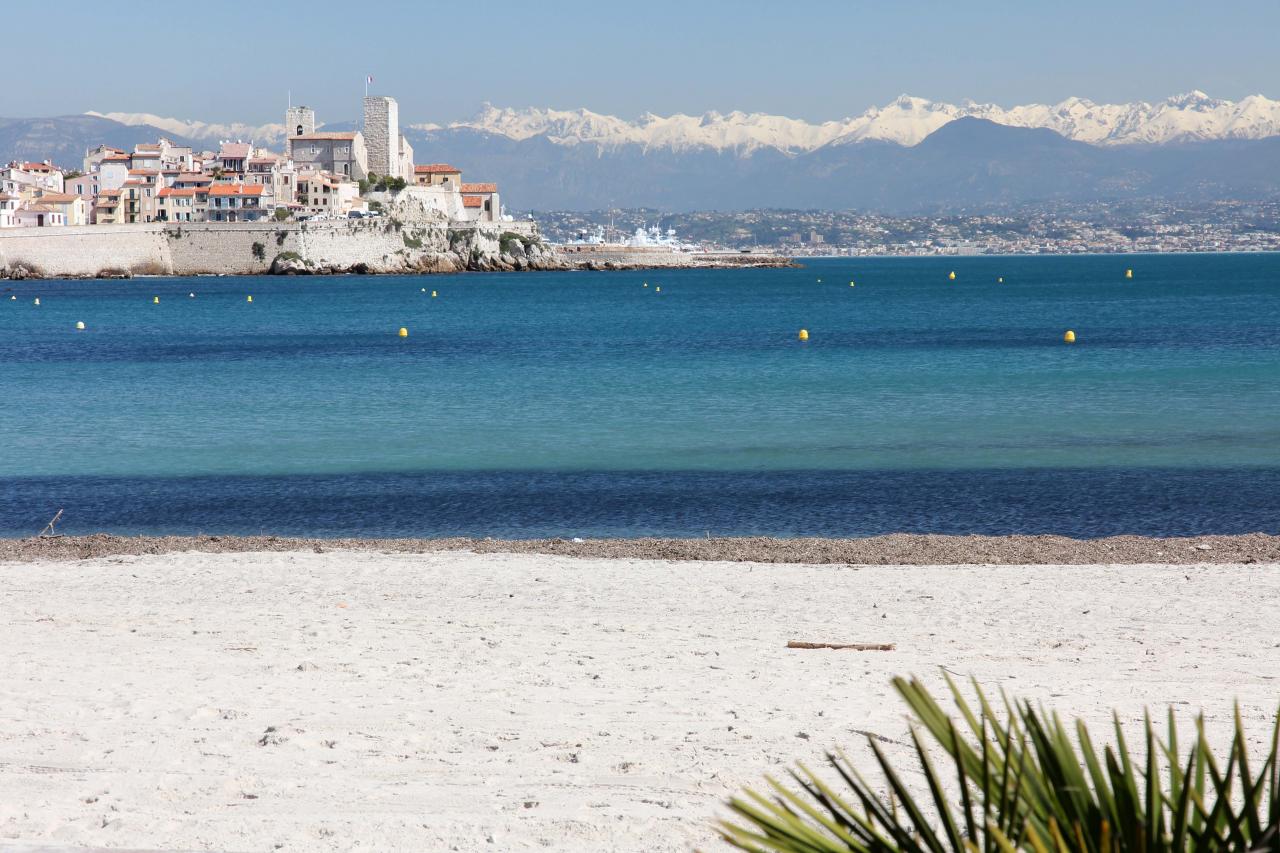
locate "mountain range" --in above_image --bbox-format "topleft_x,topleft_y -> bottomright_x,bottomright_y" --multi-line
87,92 -> 1280,152
3,92 -> 1280,211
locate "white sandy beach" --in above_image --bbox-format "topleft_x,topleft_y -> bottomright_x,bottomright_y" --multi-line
1,551 -> 1277,852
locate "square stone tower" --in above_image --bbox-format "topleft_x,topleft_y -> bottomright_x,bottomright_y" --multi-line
285,105 -> 316,139
362,96 -> 398,177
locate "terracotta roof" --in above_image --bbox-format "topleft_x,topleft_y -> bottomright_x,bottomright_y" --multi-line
22,203 -> 55,212
36,192 -> 77,203
218,143 -> 252,158
415,163 -> 460,174
99,189 -> 121,198
102,154 -> 131,162
208,184 -> 265,197
22,162 -> 54,171
158,187 -> 199,198
129,168 -> 159,175
292,133 -> 356,141
460,182 -> 496,193
462,195 -> 483,208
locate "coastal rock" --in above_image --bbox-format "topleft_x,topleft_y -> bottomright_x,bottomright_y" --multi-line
5,264 -> 37,280
269,254 -> 311,275
413,252 -> 463,274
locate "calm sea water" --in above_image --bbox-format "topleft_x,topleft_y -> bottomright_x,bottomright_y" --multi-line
2,254 -> 1278,538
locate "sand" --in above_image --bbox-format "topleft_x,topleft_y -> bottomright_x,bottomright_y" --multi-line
5,532 -> 1280,564
1,550 -> 1277,852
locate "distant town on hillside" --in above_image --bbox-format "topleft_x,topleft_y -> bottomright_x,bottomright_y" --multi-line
1,94 -> 508,230
528,201 -> 1280,255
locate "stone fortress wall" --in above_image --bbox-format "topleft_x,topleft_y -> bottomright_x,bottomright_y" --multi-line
0,219 -> 541,278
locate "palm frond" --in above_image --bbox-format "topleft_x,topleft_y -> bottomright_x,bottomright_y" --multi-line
719,675 -> 1280,852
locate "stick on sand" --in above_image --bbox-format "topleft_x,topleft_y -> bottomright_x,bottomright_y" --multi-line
786,640 -> 895,651
39,509 -> 63,538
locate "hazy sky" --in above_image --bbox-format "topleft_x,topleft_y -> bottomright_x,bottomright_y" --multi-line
9,0 -> 1279,124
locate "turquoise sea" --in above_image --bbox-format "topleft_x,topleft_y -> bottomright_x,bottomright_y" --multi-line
2,254 -> 1278,538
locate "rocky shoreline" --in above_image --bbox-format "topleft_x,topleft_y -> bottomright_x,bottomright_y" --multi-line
3,532 -> 1277,564
1,254 -> 794,280
0,236 -> 795,280
263,246 -> 796,276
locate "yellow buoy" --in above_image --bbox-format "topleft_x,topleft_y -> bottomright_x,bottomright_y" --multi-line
849,281 -> 855,287
75,321 -> 85,330
998,277 -> 1004,283
247,295 -> 253,303
798,329 -> 809,341
431,290 -> 437,298
1063,330 -> 1076,344
398,327 -> 408,338
33,298 -> 40,306
1125,269 -> 1133,279
948,271 -> 956,281
153,296 -> 160,304
655,286 -> 661,293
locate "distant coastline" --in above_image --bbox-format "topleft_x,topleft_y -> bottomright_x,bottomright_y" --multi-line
790,248 -> 1280,259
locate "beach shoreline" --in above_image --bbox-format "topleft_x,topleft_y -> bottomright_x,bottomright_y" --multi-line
2,548 -> 1277,851
3,531 -> 1278,564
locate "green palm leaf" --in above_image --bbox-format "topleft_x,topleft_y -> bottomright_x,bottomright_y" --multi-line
719,675 -> 1280,852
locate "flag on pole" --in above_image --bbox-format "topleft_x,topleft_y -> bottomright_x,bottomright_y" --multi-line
367,75 -> 374,84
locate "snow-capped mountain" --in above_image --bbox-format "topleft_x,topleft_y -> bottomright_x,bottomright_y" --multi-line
417,92 -> 1280,152
84,111 -> 284,144
417,104 -> 861,154
87,91 -> 1280,158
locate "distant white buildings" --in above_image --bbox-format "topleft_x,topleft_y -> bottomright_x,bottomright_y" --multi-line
0,192 -> 18,228
208,184 -> 268,222
297,171 -> 361,219
1,90 -> 510,228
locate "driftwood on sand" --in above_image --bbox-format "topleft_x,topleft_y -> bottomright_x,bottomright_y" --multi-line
786,640 -> 895,651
